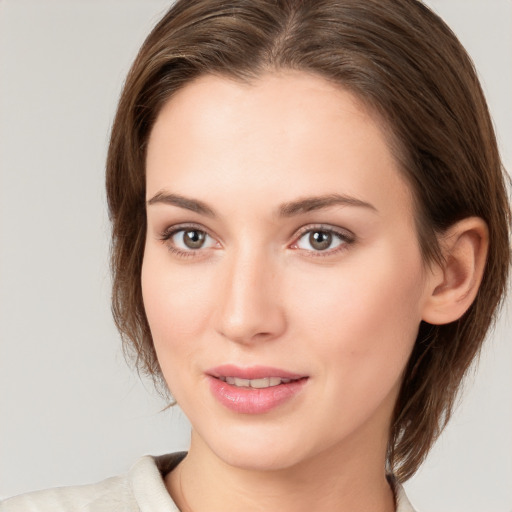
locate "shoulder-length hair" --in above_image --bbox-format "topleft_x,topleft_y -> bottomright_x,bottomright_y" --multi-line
106,0 -> 510,481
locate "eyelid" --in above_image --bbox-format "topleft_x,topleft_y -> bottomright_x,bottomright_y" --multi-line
159,222 -> 220,257
159,222 -> 212,240
293,223 -> 355,240
290,224 -> 356,255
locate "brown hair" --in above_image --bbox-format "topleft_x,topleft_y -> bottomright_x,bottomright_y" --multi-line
106,0 -> 510,481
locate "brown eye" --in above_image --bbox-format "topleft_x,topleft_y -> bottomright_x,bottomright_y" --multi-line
165,227 -> 217,253
295,227 -> 350,254
182,230 -> 207,249
309,231 -> 332,251
162,225 -> 218,257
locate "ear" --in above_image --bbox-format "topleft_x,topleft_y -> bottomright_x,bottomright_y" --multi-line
422,217 -> 489,325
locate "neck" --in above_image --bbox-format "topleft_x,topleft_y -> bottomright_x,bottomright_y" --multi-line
165,431 -> 395,512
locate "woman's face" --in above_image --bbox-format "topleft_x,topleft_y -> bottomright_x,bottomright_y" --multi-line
142,71 -> 434,471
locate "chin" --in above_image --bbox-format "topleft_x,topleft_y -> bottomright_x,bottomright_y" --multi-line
194,424 -> 311,472
216,444 -> 303,473
209,432 -> 354,476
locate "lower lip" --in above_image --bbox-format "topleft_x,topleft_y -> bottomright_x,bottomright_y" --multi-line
208,377 -> 307,414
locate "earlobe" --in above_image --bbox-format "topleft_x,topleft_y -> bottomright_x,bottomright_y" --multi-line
422,217 -> 489,325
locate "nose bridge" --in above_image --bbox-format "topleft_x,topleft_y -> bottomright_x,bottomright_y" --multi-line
216,241 -> 285,343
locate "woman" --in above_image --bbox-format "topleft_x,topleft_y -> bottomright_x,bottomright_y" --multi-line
2,0 -> 509,511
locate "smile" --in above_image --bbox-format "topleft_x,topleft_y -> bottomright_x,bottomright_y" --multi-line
218,376 -> 294,388
207,366 -> 308,414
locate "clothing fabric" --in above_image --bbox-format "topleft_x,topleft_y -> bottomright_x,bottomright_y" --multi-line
0,452 -> 416,512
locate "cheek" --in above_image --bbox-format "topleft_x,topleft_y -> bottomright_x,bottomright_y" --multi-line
288,245 -> 425,374
141,252 -> 220,406
141,250 -> 214,363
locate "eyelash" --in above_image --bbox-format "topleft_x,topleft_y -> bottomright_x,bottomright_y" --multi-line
291,224 -> 355,258
158,223 -> 355,259
159,223 -> 217,259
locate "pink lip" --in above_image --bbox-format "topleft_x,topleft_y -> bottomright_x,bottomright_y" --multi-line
206,365 -> 308,414
207,365 -> 304,380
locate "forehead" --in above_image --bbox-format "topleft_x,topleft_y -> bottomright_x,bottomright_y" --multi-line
146,71 -> 414,221
150,71 -> 378,152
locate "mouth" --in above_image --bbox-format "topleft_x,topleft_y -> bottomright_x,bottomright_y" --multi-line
218,376 -> 298,388
206,365 -> 308,414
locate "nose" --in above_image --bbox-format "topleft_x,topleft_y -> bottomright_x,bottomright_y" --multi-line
215,248 -> 287,345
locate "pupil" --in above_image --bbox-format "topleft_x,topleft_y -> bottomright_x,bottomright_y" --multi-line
310,231 -> 332,250
184,230 -> 205,249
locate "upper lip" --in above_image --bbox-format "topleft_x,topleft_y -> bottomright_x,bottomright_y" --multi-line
206,365 -> 306,380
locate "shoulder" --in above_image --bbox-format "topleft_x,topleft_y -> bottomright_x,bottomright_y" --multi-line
395,482 -> 417,512
0,474 -> 134,512
0,453 -> 186,512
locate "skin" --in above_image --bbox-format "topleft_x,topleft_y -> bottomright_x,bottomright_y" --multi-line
141,71 -> 482,512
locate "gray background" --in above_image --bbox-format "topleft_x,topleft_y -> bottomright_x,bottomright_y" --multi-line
0,1 -> 510,510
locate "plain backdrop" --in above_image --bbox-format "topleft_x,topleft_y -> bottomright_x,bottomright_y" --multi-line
0,1 -> 511,510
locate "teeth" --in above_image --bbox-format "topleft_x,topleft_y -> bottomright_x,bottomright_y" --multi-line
250,378 -> 271,389
221,376 -> 295,388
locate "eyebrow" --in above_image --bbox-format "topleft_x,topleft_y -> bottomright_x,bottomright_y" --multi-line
147,191 -> 216,217
278,194 -> 377,216
146,191 -> 377,218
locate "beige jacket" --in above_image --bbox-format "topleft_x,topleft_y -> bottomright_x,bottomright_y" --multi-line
1,453 -> 416,511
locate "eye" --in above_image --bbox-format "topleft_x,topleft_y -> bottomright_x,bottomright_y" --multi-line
161,226 -> 218,255
293,227 -> 353,254
174,229 -> 210,250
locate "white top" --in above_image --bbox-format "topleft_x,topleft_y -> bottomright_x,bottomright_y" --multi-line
0,452 -> 416,512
